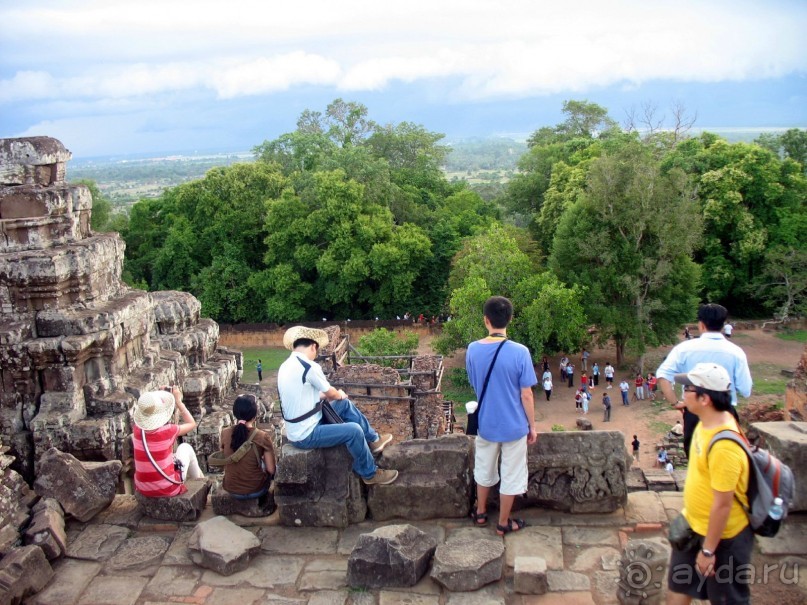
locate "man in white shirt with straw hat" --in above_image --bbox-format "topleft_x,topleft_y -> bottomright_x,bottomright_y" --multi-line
277,326 -> 398,485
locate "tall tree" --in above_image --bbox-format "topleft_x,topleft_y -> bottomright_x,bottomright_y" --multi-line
550,141 -> 701,367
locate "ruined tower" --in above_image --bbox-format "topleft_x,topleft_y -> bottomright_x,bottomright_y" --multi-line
0,137 -> 242,480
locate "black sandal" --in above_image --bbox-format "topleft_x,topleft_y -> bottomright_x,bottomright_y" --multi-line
496,518 -> 527,535
470,510 -> 489,527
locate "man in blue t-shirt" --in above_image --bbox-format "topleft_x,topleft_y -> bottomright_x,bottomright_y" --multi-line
467,296 -> 537,536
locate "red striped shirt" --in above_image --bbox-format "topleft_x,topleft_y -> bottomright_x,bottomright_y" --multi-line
132,424 -> 186,497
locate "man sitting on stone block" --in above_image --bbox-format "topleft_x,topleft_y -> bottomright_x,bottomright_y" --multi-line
277,326 -> 398,486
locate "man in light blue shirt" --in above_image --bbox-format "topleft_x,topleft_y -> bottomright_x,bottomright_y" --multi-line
656,304 -> 752,456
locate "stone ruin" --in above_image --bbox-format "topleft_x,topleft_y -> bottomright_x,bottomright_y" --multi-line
0,136 -> 242,482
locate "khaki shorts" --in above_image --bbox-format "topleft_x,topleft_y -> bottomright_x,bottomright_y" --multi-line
474,434 -> 528,495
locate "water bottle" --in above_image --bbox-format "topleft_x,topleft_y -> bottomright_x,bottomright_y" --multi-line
769,497 -> 784,521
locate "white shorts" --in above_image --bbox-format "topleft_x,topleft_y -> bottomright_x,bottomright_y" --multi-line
474,435 -> 529,496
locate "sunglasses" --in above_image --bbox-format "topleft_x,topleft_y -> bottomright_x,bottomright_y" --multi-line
683,386 -> 699,393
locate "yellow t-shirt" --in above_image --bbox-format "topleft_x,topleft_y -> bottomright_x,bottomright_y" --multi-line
682,420 -> 750,539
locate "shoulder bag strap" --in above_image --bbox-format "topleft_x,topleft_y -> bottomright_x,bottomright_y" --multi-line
279,357 -> 324,423
141,429 -> 183,485
477,339 -> 507,416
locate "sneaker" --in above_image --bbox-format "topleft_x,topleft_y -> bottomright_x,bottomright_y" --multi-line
369,433 -> 393,455
362,468 -> 398,485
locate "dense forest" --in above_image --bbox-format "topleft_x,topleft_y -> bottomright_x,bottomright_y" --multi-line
94,99 -> 806,363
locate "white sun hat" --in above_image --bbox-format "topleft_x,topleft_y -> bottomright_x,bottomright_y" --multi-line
282,326 -> 330,350
133,391 -> 176,431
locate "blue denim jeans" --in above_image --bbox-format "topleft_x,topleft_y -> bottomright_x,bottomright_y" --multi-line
291,399 -> 379,480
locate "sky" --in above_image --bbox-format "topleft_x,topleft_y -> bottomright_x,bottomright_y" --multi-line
1,0 -> 806,158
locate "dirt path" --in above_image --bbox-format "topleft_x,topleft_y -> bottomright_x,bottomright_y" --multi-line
426,327 -> 803,471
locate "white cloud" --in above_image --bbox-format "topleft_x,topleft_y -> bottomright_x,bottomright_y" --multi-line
1,1 -> 805,104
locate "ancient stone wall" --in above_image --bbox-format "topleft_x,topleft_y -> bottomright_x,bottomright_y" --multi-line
0,137 -> 242,480
784,344 -> 806,421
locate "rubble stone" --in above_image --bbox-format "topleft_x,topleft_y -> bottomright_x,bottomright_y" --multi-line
23,498 -> 66,560
211,480 -> 274,517
188,515 -> 261,576
0,545 -> 53,604
33,448 -> 120,522
347,524 -> 437,588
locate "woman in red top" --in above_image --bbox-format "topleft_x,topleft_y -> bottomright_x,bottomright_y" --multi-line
634,374 -> 645,401
580,372 -> 588,392
132,386 -> 203,497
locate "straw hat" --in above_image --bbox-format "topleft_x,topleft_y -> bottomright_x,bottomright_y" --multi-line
133,391 -> 176,431
283,326 -> 330,350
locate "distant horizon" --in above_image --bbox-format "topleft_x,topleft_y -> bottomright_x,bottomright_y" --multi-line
64,125 -> 804,163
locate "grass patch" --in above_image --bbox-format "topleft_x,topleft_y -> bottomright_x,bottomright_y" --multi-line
775,329 -> 807,343
747,363 -> 790,397
443,367 -> 475,403
240,347 -> 288,383
649,420 -> 673,435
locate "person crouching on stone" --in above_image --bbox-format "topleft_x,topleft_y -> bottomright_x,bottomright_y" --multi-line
132,386 -> 204,497
219,394 -> 276,500
277,326 -> 398,486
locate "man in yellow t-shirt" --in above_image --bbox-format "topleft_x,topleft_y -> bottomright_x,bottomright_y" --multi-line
667,363 -> 752,605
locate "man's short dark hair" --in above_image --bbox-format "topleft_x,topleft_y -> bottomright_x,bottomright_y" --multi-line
483,296 -> 513,329
293,338 -> 319,349
694,386 -> 732,412
697,304 -> 728,332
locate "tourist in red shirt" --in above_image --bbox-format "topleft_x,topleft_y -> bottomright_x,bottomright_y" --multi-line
646,373 -> 658,400
634,374 -> 645,400
132,387 -> 203,497
580,372 -> 589,393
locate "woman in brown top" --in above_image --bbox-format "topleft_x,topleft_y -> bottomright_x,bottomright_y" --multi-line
220,394 -> 276,498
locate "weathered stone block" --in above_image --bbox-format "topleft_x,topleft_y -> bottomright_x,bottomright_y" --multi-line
189,515 -> 260,576
23,498 -> 66,560
0,545 -> 53,603
752,421 -> 807,512
211,481 -> 274,517
514,556 -> 548,594
347,524 -> 437,588
135,479 -> 210,522
525,431 -> 630,513
430,535 -> 504,592
33,448 -> 120,522
367,435 -> 472,521
275,444 -> 366,528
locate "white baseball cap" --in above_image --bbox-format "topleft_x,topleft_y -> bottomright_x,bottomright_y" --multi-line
674,363 -> 731,392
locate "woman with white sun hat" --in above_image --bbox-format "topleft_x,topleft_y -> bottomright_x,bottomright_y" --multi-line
132,385 -> 204,497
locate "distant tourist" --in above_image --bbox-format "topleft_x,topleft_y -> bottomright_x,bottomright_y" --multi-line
604,362 -> 615,388
580,371 -> 589,393
581,348 -> 590,371
256,359 -> 262,382
601,392 -> 611,422
634,373 -> 645,400
592,362 -> 600,386
668,420 -> 684,438
631,435 -> 640,461
723,322 -> 733,339
619,379 -> 630,405
543,373 -> 553,401
656,446 -> 668,467
665,460 -> 674,473
132,387 -> 203,498
647,372 -> 657,400
683,326 -> 691,340
566,362 -> 574,387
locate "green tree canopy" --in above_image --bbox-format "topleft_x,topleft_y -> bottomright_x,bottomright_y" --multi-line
550,140 -> 702,366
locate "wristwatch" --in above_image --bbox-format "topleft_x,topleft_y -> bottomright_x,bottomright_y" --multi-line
700,548 -> 715,558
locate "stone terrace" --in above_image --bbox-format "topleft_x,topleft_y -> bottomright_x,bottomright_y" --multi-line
22,491 -> 807,605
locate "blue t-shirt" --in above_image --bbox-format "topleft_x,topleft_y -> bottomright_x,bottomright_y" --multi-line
466,339 -> 537,442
